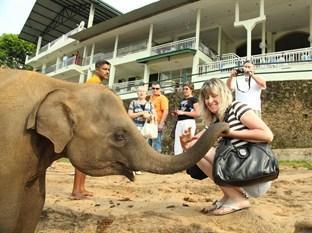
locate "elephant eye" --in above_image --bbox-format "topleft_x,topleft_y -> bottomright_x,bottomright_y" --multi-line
114,131 -> 127,141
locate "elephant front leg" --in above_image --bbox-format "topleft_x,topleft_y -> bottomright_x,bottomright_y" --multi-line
15,175 -> 46,233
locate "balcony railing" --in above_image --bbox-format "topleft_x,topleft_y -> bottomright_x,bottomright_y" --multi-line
217,53 -> 240,60
28,23 -> 85,60
117,40 -> 148,57
83,52 -> 113,66
151,37 -> 196,55
251,47 -> 312,69
44,56 -> 78,74
198,47 -> 312,75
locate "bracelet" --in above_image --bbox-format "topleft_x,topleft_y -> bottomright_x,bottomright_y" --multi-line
204,125 -> 209,130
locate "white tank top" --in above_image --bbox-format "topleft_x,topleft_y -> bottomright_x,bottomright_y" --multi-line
234,75 -> 262,111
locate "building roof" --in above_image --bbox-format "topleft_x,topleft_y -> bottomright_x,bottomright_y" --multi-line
19,0 -> 122,46
71,0 -> 199,42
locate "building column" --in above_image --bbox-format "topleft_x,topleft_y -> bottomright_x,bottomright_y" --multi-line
191,9 -> 201,81
261,22 -> 266,54
82,46 -> 88,66
79,73 -> 85,83
87,43 -> 95,77
56,56 -> 61,70
191,53 -> 200,81
234,0 -> 266,59
195,9 -> 201,50
113,35 -> 119,58
108,65 -> 115,88
42,64 -> 46,73
147,24 -> 154,54
217,26 -> 222,56
88,3 -> 95,28
266,31 -> 273,53
36,36 -> 42,55
143,64 -> 150,85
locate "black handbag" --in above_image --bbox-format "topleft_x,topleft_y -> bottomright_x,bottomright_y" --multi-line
213,138 -> 279,186
186,164 -> 208,180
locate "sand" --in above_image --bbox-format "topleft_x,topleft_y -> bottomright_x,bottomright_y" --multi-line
35,162 -> 312,233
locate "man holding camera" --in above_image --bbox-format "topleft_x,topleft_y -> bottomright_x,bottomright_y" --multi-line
227,60 -> 266,117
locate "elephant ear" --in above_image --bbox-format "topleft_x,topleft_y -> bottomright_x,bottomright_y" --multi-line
27,89 -> 76,153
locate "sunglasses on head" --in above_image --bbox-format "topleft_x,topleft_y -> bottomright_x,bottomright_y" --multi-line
152,87 -> 160,90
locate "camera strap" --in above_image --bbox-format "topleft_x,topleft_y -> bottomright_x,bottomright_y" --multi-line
236,76 -> 251,93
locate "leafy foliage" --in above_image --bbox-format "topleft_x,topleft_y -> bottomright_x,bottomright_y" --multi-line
0,34 -> 35,70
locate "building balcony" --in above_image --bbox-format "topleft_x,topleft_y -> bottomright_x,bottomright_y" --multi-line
26,24 -> 85,65
43,55 -> 83,81
83,52 -> 114,66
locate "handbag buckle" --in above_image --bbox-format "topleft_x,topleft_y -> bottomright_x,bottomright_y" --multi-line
237,148 -> 248,158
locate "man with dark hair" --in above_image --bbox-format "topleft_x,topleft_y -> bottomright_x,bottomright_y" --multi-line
71,59 -> 110,200
86,60 -> 111,84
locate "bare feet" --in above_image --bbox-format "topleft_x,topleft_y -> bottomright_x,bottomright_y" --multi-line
70,193 -> 88,200
82,190 -> 93,197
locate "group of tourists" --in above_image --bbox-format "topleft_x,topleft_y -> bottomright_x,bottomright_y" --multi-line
69,59 -> 275,216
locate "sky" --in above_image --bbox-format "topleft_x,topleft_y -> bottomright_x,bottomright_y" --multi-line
0,0 -> 159,35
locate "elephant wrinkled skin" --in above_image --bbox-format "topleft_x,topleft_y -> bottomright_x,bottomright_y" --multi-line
0,69 -> 228,233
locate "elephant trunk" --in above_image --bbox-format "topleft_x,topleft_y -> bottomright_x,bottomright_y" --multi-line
131,122 -> 229,174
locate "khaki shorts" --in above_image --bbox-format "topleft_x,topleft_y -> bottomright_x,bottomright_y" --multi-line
242,181 -> 272,198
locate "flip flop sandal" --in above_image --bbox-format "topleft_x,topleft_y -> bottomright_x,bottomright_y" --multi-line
200,200 -> 223,213
212,203 -> 249,216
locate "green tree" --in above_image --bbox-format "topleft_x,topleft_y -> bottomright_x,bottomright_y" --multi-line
0,33 -> 35,70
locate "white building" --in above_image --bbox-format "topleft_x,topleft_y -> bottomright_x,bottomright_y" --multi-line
21,0 -> 312,99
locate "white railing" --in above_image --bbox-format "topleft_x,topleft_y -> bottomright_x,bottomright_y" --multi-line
117,40 -> 148,57
217,53 -> 240,60
44,56 -> 77,74
198,47 -> 312,75
199,57 -> 244,74
151,37 -> 196,55
83,52 -> 113,66
251,47 -> 312,69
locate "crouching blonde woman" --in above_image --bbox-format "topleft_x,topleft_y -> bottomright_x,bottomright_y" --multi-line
181,78 -> 274,216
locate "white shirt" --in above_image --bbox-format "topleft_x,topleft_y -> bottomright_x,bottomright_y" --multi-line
234,75 -> 262,111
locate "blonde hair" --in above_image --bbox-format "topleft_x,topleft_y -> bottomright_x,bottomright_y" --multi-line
137,85 -> 147,93
199,78 -> 233,124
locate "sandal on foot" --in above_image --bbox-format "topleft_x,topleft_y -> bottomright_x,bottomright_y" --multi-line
201,200 -> 223,213
212,202 -> 249,216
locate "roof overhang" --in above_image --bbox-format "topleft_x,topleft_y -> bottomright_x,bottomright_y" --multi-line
71,0 -> 200,42
19,0 -> 122,45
